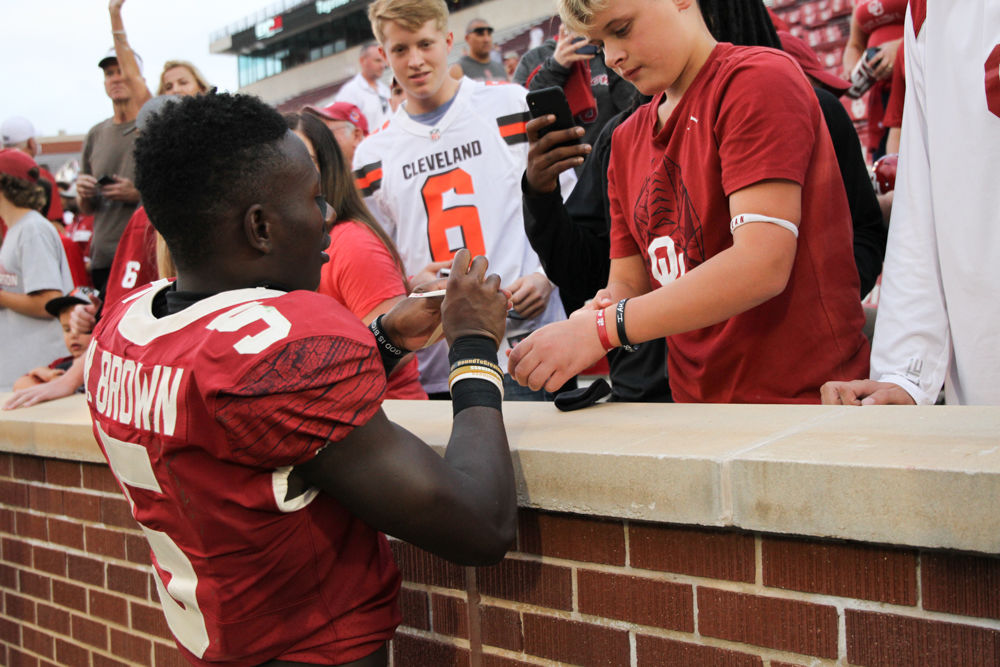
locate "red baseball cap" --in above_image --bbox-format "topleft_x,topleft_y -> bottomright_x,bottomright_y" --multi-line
0,148 -> 39,182
778,31 -> 851,97
303,102 -> 369,136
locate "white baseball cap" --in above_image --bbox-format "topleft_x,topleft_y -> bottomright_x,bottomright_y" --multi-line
1,116 -> 36,147
98,47 -> 144,73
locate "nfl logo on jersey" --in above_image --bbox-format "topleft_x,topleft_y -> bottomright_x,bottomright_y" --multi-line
430,128 -> 441,141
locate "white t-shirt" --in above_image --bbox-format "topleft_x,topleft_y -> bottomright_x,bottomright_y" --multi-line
870,0 -> 1000,405
0,209 -> 73,390
335,73 -> 391,132
353,78 -> 575,392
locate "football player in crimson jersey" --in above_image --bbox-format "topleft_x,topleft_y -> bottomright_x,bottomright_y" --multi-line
85,92 -> 515,667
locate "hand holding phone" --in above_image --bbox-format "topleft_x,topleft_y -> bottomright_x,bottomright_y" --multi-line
526,86 -> 580,145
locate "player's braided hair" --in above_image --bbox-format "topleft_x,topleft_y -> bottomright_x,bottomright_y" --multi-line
134,93 -> 289,268
700,0 -> 781,48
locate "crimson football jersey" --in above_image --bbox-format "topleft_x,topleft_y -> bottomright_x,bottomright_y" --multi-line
85,281 -> 401,666
104,206 -> 159,307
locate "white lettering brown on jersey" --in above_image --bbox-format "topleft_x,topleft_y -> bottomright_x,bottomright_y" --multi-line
88,348 -> 184,437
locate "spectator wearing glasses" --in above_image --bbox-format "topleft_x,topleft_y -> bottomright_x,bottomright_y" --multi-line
449,19 -> 508,82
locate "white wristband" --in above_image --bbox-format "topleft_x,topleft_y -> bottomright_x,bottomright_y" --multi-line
449,370 -> 505,398
730,214 -> 799,238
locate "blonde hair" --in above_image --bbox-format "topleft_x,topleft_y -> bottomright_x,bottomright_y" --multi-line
558,0 -> 611,34
157,61 -> 211,96
367,0 -> 449,44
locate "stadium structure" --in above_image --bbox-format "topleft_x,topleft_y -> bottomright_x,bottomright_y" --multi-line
208,0 -> 869,135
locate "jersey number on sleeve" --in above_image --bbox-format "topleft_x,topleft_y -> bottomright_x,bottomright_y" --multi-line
422,168 -> 486,261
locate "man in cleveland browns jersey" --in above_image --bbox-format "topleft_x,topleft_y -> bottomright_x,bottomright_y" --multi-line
354,0 -> 575,398
84,92 -> 516,667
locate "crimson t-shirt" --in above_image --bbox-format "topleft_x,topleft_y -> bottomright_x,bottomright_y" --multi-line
319,220 -> 426,400
608,43 -> 869,403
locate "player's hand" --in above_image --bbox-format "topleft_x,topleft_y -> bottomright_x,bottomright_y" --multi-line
410,259 -> 453,289
507,309 -> 606,392
441,248 -> 508,347
70,296 -> 101,335
76,174 -> 99,200
381,278 -> 448,351
525,116 -> 590,194
819,379 -> 916,405
553,25 -> 596,68
102,176 -> 141,203
505,272 -> 552,320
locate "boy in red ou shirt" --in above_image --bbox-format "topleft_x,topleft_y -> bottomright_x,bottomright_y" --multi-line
509,0 -> 870,403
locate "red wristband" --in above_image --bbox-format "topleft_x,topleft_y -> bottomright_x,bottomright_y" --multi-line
595,308 -> 614,352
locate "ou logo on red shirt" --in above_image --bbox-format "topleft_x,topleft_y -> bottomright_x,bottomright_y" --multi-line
986,45 -> 1000,119
648,236 -> 686,287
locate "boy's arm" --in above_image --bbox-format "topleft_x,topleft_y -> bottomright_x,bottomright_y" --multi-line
508,180 -> 800,392
4,355 -> 86,409
0,289 -> 63,319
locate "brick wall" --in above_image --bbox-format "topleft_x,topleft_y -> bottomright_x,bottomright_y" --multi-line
3,451 -> 999,666
0,452 -> 184,667
390,511 -> 1000,666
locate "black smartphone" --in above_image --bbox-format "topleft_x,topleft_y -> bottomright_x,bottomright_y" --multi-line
572,36 -> 598,55
97,175 -> 116,186
526,86 -> 580,146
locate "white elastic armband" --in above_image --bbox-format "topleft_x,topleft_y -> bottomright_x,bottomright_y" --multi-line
730,214 -> 799,239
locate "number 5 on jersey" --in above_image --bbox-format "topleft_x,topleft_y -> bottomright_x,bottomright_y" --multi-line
422,168 -> 486,262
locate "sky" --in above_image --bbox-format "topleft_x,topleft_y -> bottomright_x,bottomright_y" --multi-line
1,0 -> 279,137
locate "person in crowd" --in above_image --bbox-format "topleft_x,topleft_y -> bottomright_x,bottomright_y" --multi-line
449,18 -> 509,81
86,91 -> 515,667
509,0 -> 869,403
76,2 -> 146,294
0,149 -> 73,391
843,0 -> 906,162
335,42 -> 392,131
822,0 -> 999,406
286,111 -> 427,399
520,0 -> 867,404
1,116 -> 90,288
513,22 -> 637,149
503,50 -> 521,79
388,77 -> 406,113
12,289 -> 94,391
356,0 -> 574,400
158,60 -> 211,96
1,116 -> 65,226
304,101 -> 369,166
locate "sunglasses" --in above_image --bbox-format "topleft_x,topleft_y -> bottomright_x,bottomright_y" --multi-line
470,27 -> 494,36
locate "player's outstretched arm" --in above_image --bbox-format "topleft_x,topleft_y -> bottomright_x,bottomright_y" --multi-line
293,250 -> 517,566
